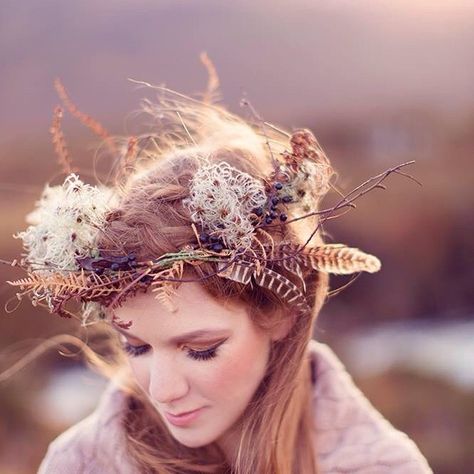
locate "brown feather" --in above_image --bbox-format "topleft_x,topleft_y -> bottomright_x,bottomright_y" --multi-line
301,244 -> 381,274
217,261 -> 254,285
254,267 -> 311,314
219,261 -> 310,314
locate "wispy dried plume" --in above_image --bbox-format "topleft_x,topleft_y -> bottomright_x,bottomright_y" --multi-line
50,106 -> 74,174
200,51 -> 220,104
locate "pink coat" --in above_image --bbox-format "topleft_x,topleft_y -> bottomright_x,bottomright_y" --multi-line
38,340 -> 432,473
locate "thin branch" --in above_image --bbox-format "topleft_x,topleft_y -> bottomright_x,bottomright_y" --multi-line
240,97 -> 279,169
176,111 -> 198,146
263,121 -> 291,139
327,273 -> 361,298
304,161 -> 416,248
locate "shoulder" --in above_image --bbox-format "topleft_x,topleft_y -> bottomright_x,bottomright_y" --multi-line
307,340 -> 433,473
38,381 -> 137,474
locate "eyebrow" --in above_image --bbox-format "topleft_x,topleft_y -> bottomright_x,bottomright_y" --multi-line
113,326 -> 230,345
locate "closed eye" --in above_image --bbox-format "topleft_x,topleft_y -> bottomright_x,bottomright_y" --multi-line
122,339 -> 227,361
122,342 -> 151,357
186,341 -> 225,361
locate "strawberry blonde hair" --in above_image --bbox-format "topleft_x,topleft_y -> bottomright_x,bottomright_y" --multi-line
92,93 -> 330,474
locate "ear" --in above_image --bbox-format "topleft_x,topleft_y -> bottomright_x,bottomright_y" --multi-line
270,311 -> 295,342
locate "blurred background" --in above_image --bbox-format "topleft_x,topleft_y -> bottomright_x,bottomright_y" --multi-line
1,0 -> 473,472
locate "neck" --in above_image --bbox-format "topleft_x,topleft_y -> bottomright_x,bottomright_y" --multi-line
216,420 -> 244,467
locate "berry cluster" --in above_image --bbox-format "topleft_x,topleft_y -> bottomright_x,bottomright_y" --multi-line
77,253 -> 138,274
255,181 -> 293,226
198,232 -> 225,253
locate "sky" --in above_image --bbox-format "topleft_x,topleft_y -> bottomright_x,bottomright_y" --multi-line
0,0 -> 472,142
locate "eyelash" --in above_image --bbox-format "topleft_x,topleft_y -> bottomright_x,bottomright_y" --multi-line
122,341 -> 223,361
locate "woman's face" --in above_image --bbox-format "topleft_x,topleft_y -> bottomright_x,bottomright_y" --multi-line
112,282 -> 273,450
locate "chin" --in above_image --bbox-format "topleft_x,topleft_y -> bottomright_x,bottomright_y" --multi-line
168,426 -> 219,449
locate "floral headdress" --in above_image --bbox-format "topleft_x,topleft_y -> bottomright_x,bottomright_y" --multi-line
4,79 -> 416,328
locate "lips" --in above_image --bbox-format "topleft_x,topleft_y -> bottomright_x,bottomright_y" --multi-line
164,407 -> 205,427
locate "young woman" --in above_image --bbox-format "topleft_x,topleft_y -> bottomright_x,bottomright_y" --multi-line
8,85 -> 432,473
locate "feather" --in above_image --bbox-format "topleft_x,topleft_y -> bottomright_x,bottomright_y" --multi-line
301,244 -> 381,274
219,260 -> 311,314
254,267 -> 311,314
217,261 -> 254,284
280,258 -> 307,293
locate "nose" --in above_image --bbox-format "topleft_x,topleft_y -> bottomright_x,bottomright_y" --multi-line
148,352 -> 190,404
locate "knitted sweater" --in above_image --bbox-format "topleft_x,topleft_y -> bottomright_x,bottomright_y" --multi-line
38,340 -> 432,473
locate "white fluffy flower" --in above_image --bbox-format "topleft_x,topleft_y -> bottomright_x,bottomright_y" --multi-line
16,174 -> 116,272
185,162 -> 267,248
287,160 -> 333,212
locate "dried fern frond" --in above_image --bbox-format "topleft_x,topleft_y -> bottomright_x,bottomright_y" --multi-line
7,270 -> 128,300
54,78 -> 110,140
50,105 -> 73,174
199,52 -> 220,104
124,136 -> 139,168
151,261 -> 184,313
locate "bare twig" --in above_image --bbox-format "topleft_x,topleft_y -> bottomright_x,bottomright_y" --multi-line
240,96 -> 279,169
327,273 -> 361,298
296,161 -> 417,249
176,111 -> 197,146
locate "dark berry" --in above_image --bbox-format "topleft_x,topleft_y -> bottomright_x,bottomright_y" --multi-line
94,268 -> 104,275
271,196 -> 280,205
210,235 -> 219,243
199,233 -> 209,243
280,213 -> 288,222
111,263 -> 120,271
128,253 -> 137,261
265,216 -> 273,224
212,243 -> 223,252
282,195 -> 293,203
274,182 -> 283,190
254,207 -> 264,216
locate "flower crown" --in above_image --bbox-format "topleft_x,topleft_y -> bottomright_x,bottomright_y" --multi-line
4,82 -> 416,328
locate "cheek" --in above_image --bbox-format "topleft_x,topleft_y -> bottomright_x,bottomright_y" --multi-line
127,358 -> 151,391
200,336 -> 270,403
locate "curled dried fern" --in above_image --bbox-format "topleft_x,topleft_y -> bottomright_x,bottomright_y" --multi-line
151,261 -> 184,313
7,270 -> 136,303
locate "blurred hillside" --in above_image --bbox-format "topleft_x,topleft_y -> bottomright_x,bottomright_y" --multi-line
1,1 -> 473,473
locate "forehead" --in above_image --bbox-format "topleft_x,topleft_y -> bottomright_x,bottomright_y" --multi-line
111,282 -> 248,341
